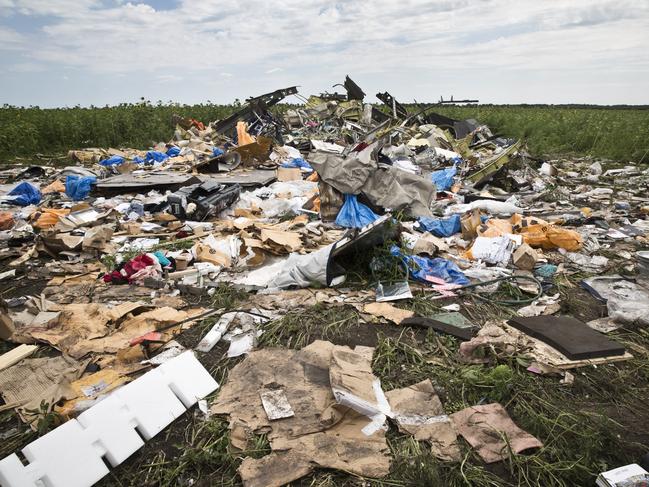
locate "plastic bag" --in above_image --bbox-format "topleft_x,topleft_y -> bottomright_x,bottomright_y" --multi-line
100,155 -> 125,166
8,182 -> 41,206
417,214 -> 460,237
65,175 -> 96,201
430,166 -> 457,191
281,157 -> 313,172
335,194 -> 380,229
166,146 -> 181,157
511,214 -> 582,251
33,208 -> 70,229
145,151 -> 169,164
477,218 -> 513,237
212,147 -> 224,157
391,245 -> 469,285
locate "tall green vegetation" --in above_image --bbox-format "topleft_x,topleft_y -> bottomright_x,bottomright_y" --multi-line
1,102 -> 647,162
416,104 -> 649,162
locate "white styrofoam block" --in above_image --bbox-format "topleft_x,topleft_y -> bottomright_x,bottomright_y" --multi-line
157,351 -> 219,407
22,420 -> 109,487
0,350 -> 219,487
77,395 -> 144,467
113,368 -> 186,440
0,454 -> 41,487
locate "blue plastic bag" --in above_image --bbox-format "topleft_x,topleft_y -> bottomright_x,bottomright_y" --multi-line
417,214 -> 461,237
281,157 -> 313,172
65,175 -> 96,201
212,147 -> 224,157
390,245 -> 469,286
430,166 -> 457,191
145,151 -> 169,164
132,156 -> 145,164
8,182 -> 41,206
100,155 -> 125,167
166,146 -> 181,157
335,194 -> 379,229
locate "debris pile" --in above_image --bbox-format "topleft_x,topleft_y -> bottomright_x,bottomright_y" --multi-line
0,76 -> 648,487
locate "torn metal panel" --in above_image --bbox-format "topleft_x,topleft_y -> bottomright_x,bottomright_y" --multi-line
212,86 -> 298,140
202,170 -> 276,187
342,75 -> 365,101
376,91 -> 408,118
465,140 -> 522,186
95,172 -> 201,195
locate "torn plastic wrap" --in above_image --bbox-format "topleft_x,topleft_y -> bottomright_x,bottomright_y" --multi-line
581,276 -> 649,326
417,214 -> 461,237
390,245 -> 469,286
430,165 -> 457,191
7,182 -> 41,207
335,194 -> 379,229
65,175 -> 96,201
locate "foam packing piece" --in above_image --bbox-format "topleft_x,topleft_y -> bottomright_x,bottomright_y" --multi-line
0,351 -> 218,487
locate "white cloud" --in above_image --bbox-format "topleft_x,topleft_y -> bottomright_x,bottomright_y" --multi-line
0,0 -> 648,105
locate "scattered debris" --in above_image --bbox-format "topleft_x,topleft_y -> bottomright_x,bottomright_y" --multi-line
0,76 -> 647,487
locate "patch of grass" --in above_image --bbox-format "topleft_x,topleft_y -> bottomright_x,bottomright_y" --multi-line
385,434 -> 503,487
371,326 -> 649,487
0,410 -> 36,459
209,283 -> 248,310
258,303 -> 359,349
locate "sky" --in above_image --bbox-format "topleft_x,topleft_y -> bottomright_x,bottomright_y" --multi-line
0,0 -> 648,107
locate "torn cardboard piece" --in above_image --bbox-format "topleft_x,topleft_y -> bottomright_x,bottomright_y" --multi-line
386,379 -> 461,461
260,228 -> 303,253
212,341 -> 391,486
329,346 -> 392,435
363,302 -> 414,324
0,355 -> 89,426
260,389 -> 295,420
451,403 -> 543,463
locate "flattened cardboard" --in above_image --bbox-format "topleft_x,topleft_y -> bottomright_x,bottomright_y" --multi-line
451,403 -> 543,463
260,228 -> 303,253
363,302 -> 414,324
386,380 -> 461,461
212,341 -> 391,485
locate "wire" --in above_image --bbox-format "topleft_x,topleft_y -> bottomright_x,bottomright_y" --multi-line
455,274 -> 543,305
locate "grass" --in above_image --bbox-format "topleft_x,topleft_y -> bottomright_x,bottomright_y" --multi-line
258,303 -> 360,349
409,104 -> 649,162
1,102 -> 648,163
370,325 -> 649,487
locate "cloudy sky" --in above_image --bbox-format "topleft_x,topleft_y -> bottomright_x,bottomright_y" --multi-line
1,0 -> 647,107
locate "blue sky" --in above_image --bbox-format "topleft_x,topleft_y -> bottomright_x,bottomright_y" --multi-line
1,0 -> 647,107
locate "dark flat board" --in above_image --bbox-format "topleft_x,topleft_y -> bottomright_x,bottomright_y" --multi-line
507,315 -> 625,360
401,315 -> 475,341
201,170 -> 276,187
95,172 -> 201,195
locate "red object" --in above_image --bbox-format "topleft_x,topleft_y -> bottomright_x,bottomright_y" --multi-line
129,331 -> 163,346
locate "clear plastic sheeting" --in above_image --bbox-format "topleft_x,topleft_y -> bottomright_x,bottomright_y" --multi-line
582,276 -> 649,326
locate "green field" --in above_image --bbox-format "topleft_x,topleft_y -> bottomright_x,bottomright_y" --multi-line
1,102 -> 648,162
